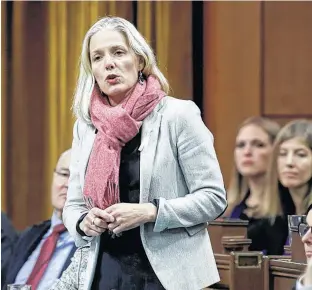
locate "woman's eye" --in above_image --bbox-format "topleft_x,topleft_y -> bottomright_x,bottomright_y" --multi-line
297,152 -> 307,158
92,55 -> 101,62
236,142 -> 245,148
254,142 -> 264,148
278,151 -> 287,156
115,50 -> 124,56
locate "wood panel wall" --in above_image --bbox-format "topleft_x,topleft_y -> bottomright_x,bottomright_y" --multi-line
203,1 -> 312,186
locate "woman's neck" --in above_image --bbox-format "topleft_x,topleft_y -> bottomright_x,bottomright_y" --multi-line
243,175 -> 266,218
107,87 -> 135,107
247,175 -> 265,197
107,95 -> 122,106
289,184 -> 308,215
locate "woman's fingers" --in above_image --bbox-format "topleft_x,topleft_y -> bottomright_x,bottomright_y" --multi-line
83,227 -> 103,236
92,207 -> 115,223
80,207 -> 114,236
107,221 -> 119,232
93,217 -> 108,230
80,217 -> 103,236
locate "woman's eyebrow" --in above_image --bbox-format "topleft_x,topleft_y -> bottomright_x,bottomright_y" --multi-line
110,45 -> 127,50
91,45 -> 126,54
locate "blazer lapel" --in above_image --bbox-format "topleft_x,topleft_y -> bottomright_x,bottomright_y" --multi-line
139,100 -> 165,203
79,128 -> 96,189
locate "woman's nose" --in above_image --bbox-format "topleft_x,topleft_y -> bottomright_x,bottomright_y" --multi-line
286,153 -> 294,167
64,177 -> 69,187
104,56 -> 115,70
243,144 -> 252,155
302,228 -> 312,244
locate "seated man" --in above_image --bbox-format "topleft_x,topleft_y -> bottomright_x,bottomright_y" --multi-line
296,204 -> 312,290
4,149 -> 76,290
1,212 -> 19,287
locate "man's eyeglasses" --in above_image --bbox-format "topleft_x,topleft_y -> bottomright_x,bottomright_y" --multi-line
298,223 -> 312,237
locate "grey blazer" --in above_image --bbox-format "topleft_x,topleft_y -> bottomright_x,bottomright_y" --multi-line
63,96 -> 227,290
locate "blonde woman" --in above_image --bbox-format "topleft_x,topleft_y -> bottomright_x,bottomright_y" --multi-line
61,16 -> 226,290
225,116 -> 280,218
223,117 -> 289,254
263,119 -> 312,218
250,119 -> 312,255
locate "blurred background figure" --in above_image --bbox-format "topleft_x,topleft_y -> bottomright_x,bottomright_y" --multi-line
264,120 -> 312,218
253,119 -> 312,254
301,205 -> 312,262
224,119 -> 312,255
223,117 -> 286,254
3,149 -> 76,290
225,116 -> 280,218
294,205 -> 312,289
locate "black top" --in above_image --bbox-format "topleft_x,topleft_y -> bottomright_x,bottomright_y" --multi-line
97,129 -> 155,277
231,188 -> 295,255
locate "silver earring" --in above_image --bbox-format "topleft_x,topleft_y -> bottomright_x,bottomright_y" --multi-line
138,71 -> 144,85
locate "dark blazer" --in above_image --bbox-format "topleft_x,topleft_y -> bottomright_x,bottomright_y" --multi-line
3,220 -> 76,289
1,212 -> 19,287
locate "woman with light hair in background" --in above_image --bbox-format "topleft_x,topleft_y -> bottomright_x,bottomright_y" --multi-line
263,119 -> 312,219
225,116 -> 280,218
52,16 -> 227,290
223,116 -> 291,254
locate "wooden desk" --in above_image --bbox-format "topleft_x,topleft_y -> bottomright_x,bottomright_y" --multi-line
264,257 -> 306,290
208,219 -> 249,254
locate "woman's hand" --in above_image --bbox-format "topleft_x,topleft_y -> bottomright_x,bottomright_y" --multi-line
105,203 -> 157,235
79,207 -> 115,237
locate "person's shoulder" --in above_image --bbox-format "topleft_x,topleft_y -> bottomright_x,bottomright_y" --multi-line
161,96 -> 200,119
1,212 -> 18,242
18,220 -> 51,240
1,212 -> 15,233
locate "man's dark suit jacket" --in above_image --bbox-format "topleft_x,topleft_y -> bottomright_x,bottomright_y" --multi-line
3,219 -> 77,289
1,212 -> 19,287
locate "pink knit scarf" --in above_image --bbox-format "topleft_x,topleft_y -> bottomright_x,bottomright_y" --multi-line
83,76 -> 166,210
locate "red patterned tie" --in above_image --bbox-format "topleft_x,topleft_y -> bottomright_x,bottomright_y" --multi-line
26,224 -> 67,289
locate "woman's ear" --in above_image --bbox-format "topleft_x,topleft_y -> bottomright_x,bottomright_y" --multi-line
138,56 -> 145,71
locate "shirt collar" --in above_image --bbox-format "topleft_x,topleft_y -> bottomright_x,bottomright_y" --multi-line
50,210 -> 64,228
